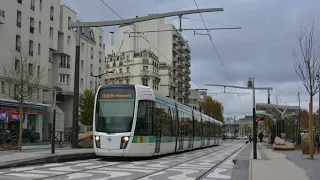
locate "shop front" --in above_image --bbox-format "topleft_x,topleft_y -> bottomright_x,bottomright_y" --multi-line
0,99 -> 50,143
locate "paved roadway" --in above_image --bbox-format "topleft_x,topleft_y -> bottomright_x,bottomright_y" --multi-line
0,143 -> 244,180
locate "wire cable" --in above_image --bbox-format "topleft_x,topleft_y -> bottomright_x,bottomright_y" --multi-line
99,0 -> 201,89
193,0 -> 244,112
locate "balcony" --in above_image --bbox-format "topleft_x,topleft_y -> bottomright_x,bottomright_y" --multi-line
185,68 -> 191,74
59,63 -> 70,68
140,70 -> 161,79
184,53 -> 190,60
0,9 -> 4,24
185,60 -> 190,67
184,44 -> 191,53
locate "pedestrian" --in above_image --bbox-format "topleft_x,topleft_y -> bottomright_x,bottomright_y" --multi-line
258,132 -> 264,143
249,135 -> 252,143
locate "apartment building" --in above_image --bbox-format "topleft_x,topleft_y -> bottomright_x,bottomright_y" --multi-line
0,0 -> 105,142
105,18 -> 191,105
105,48 -> 161,91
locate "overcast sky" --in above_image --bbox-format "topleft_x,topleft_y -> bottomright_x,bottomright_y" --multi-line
62,0 -> 320,119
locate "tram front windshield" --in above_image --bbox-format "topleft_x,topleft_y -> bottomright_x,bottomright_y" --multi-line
95,88 -> 135,134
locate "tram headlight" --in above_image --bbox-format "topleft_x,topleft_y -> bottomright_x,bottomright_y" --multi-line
95,136 -> 100,148
120,136 -> 130,149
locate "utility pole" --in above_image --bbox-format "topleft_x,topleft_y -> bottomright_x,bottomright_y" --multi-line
205,81 -> 272,160
70,8 -> 224,148
297,90 -> 301,145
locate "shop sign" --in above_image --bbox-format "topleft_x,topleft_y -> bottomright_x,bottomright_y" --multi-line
0,112 -> 7,121
10,112 -> 26,122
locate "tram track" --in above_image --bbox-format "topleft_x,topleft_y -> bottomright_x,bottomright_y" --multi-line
0,144 -> 238,180
132,143 -> 242,180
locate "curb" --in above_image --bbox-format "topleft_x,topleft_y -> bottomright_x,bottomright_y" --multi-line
0,152 -> 97,169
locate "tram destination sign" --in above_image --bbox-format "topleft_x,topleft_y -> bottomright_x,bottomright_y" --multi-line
101,93 -> 132,99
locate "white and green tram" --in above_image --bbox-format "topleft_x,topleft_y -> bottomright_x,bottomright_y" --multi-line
93,84 -> 223,157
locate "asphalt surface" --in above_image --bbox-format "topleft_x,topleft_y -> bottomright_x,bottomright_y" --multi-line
0,143 -> 244,180
278,148 -> 320,180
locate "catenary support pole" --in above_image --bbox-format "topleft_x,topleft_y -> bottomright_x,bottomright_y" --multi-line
252,78 -> 257,159
72,26 -> 81,148
51,89 -> 56,154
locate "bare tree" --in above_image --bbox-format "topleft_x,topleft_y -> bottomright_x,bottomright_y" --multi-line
271,86 -> 282,105
293,21 -> 320,159
2,45 -> 45,152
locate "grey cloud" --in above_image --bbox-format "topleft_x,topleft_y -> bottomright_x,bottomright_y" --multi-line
62,0 -> 320,115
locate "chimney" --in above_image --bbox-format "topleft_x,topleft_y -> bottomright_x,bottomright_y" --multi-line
109,32 -> 114,46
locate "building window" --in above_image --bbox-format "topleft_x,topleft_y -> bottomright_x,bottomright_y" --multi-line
126,79 -> 130,84
119,68 -> 122,74
81,42 -> 84,51
126,54 -> 130,60
31,0 -> 35,11
119,80 -> 123,84
99,67 -> 101,75
38,43 -> 41,55
99,36 -> 102,47
142,78 -> 148,86
81,60 -> 84,70
91,47 -> 93,59
126,67 -> 130,73
80,78 -> 83,87
37,66 -> 40,76
59,74 -> 69,84
39,0 -> 42,11
29,40 -> 33,56
18,0 -> 22,4
37,89 -> 40,98
143,66 -> 148,71
30,17 -> 34,33
28,63 -> 33,74
68,16 -> 71,30
99,52 -> 101,63
0,81 -> 4,94
28,86 -> 32,96
39,21 -> 41,33
17,11 -> 21,28
90,64 -> 93,75
50,27 -> 53,38
50,6 -> 54,21
67,36 -> 71,45
16,35 -> 21,52
60,56 -> 70,68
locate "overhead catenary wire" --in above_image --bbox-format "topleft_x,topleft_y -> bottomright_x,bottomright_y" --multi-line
99,0 -> 201,88
193,0 -> 244,113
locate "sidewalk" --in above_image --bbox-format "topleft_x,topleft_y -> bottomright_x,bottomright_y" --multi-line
250,143 -> 309,180
0,147 -> 95,169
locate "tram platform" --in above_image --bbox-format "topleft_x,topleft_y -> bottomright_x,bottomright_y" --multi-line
0,147 -> 95,169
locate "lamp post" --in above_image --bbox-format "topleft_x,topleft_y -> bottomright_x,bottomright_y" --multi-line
92,71 -> 113,92
51,86 -> 62,154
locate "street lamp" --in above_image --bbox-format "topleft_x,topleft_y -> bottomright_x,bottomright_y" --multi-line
92,71 -> 114,92
51,86 -> 62,154
248,77 -> 257,159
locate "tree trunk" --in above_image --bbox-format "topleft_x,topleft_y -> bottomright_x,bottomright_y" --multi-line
18,104 -> 23,152
309,96 -> 314,159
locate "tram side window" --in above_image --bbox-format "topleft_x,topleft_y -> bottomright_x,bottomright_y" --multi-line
160,104 -> 172,136
187,113 -> 193,137
135,100 -> 154,136
171,107 -> 177,136
194,115 -> 200,137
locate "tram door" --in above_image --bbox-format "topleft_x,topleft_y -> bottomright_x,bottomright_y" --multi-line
155,103 -> 161,153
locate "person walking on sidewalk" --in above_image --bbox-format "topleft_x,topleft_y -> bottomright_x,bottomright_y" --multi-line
258,132 -> 264,143
249,135 -> 252,143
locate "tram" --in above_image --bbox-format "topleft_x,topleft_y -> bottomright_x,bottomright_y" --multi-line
93,84 -> 223,157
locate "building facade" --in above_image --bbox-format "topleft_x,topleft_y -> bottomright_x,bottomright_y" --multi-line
105,18 -> 191,105
105,49 -> 160,91
0,0 -> 105,143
